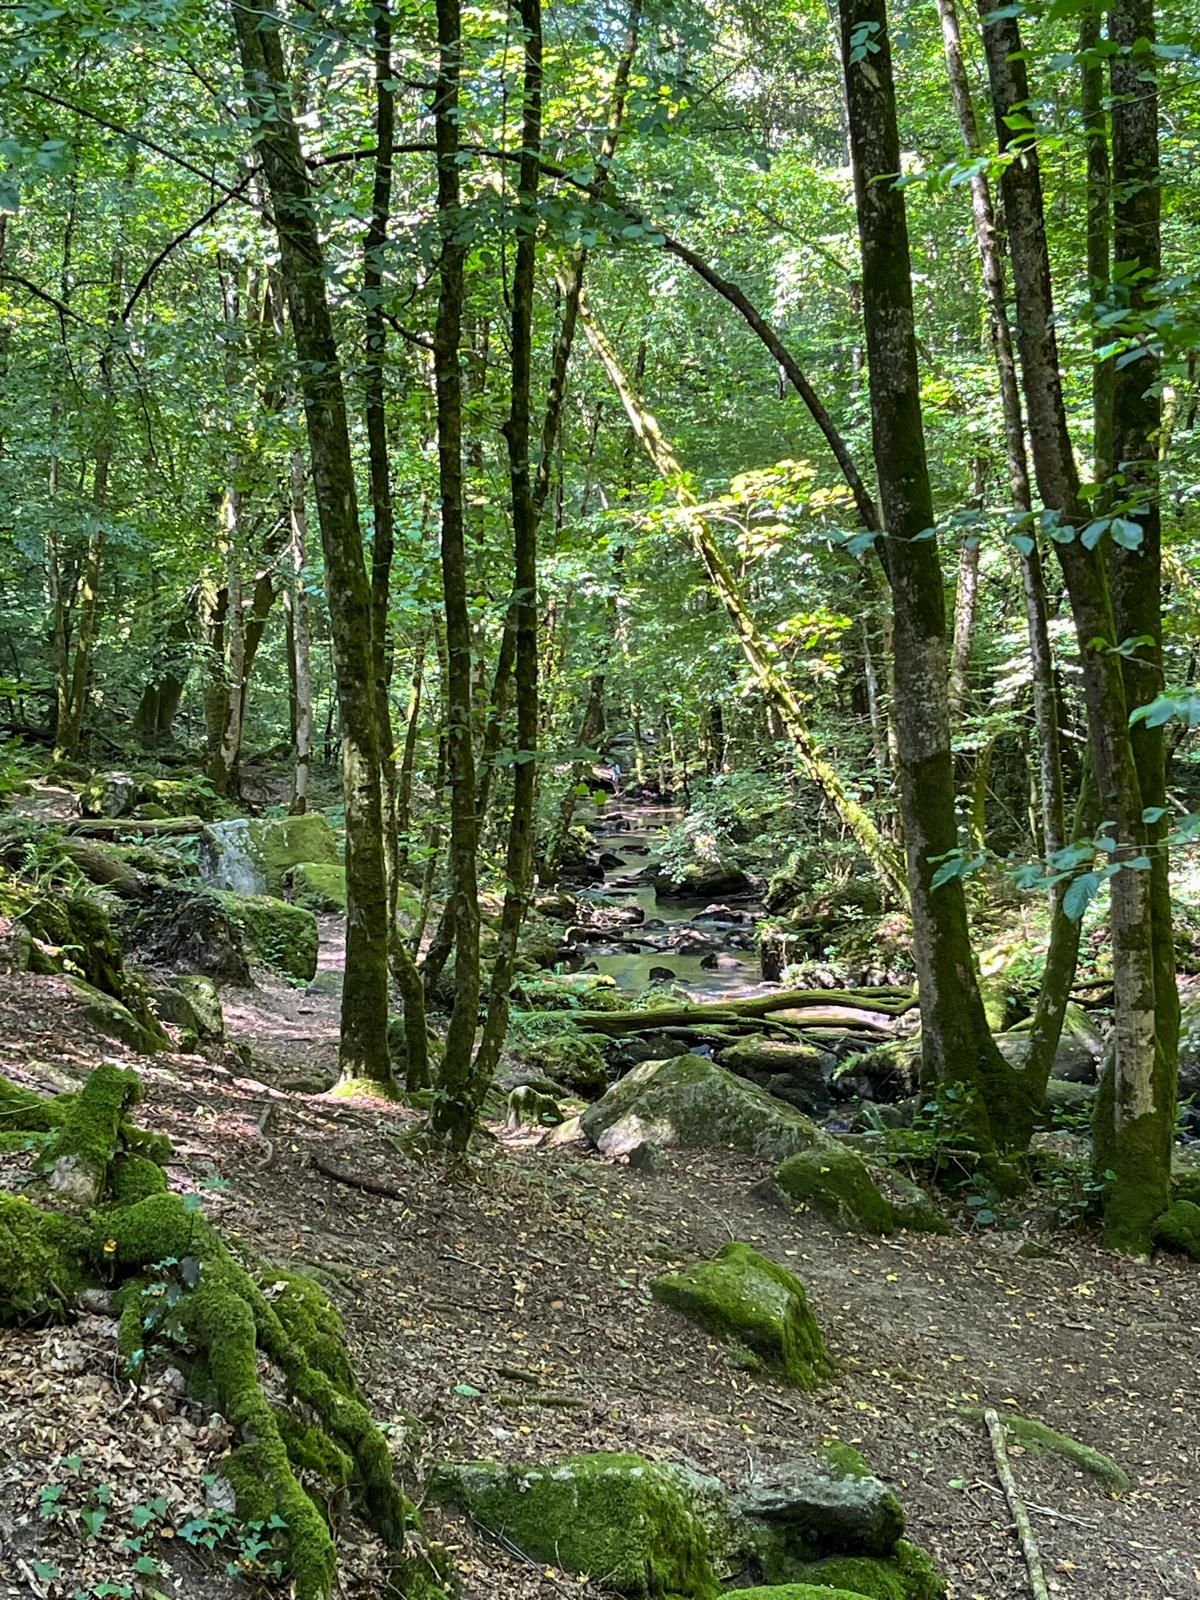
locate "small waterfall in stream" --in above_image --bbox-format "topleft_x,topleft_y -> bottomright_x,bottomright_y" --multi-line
200,818 -> 267,894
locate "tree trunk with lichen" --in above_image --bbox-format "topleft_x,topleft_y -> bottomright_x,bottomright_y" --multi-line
840,0 -> 1030,1149
232,0 -> 393,1096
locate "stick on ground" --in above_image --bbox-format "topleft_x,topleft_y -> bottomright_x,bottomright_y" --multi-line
984,1406 -> 1051,1600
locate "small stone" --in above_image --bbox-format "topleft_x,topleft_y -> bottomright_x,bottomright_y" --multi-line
627,1142 -> 668,1174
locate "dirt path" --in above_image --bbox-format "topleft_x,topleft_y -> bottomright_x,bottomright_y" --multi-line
2,920 -> 1198,1600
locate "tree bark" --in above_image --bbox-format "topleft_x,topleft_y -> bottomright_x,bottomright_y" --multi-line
233,0 -> 394,1095
840,0 -> 1028,1147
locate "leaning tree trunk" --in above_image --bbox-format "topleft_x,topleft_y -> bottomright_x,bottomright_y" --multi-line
233,0 -> 393,1095
980,0 -> 1175,1244
840,0 -> 1030,1149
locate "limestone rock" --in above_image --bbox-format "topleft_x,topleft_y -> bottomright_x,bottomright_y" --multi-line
66,977 -> 165,1055
201,813 -> 339,895
146,972 -> 224,1042
287,862 -> 347,914
716,1038 -> 832,1117
1154,1199 -> 1200,1260
738,1459 -> 904,1557
581,1056 -> 837,1162
214,892 -> 318,982
651,1241 -> 833,1389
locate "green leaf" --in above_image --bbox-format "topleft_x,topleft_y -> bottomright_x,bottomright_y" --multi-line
453,1382 -> 482,1397
1063,871 -> 1102,921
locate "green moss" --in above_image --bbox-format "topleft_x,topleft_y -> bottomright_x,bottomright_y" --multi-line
288,862 -> 348,914
651,1242 -> 833,1390
326,1073 -> 402,1103
517,1032 -> 609,1096
1153,1200 -> 1200,1261
816,1442 -> 874,1480
771,1148 -> 896,1233
0,1128 -> 52,1153
109,1154 -> 169,1204
712,1589 -> 872,1600
0,1074 -> 68,1130
45,1061 -> 141,1203
259,1269 -> 356,1395
275,1410 -> 354,1487
1174,1171 -> 1200,1208
957,1408 -> 1129,1492
0,1193 -> 88,1322
428,1452 -> 731,1597
149,973 -> 224,1042
65,976 -> 165,1054
215,892 -> 318,981
764,1541 -> 946,1600
123,1123 -> 173,1165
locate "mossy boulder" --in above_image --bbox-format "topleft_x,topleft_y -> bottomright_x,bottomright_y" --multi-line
998,1002 -> 1104,1084
744,1543 -> 943,1599
651,1242 -> 832,1389
581,1056 -> 837,1162
716,1039 -> 832,1117
1153,1199 -> 1200,1261
765,1147 -> 947,1236
66,976 -> 167,1055
80,770 -> 225,821
214,892 -> 318,981
146,972 -> 224,1042
719,1589 -> 875,1600
201,814 -> 339,895
651,860 -> 752,899
0,1193 -> 89,1323
516,1031 -> 609,1097
287,862 -> 348,914
428,1452 -> 736,1597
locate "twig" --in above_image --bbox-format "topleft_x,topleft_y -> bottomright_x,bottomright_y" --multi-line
984,1407 -> 1051,1600
254,1102 -> 275,1170
974,1481 -> 1100,1528
309,1153 -> 407,1199
467,1514 -> 576,1597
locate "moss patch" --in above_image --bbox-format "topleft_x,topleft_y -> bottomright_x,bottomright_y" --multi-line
651,1242 -> 833,1389
46,1061 -> 142,1203
958,1408 -> 1129,1492
288,862 -> 348,914
215,892 -> 318,981
758,1541 -> 946,1599
428,1452 -> 733,1597
516,1032 -> 609,1096
1153,1199 -> 1200,1261
0,1193 -> 88,1323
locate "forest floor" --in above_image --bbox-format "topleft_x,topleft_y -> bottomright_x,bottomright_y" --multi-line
1,919 -> 1198,1600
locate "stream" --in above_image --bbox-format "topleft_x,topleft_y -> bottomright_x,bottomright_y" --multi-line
571,803 -> 777,1002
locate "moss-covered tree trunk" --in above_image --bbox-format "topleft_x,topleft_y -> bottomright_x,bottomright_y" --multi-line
839,0 -> 1028,1148
980,1 -> 1175,1244
428,0 -> 483,1144
232,0 -> 393,1095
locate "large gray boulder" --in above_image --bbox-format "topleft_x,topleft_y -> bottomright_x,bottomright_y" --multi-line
580,1056 -> 837,1161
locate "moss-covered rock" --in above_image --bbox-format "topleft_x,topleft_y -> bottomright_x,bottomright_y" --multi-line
766,1147 -> 947,1236
288,862 -> 348,914
80,770 -> 225,820
214,891 -> 318,981
581,1057 -> 838,1162
738,1454 -> 904,1563
147,972 -> 224,1042
716,1039 -> 832,1116
717,1588 -> 875,1600
651,1242 -> 833,1389
201,814 -> 339,895
66,975 -> 166,1054
45,1062 -> 142,1203
748,1541 -> 945,1599
428,1452 -> 736,1597
0,1193 -> 88,1323
1152,1199 -> 1200,1261
516,1031 -> 609,1097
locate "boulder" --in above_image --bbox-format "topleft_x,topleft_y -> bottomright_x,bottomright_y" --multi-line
581,1056 -> 837,1162
515,1032 -> 609,1097
80,771 -> 223,821
1039,1078 -> 1097,1125
66,977 -> 165,1054
717,1039 -> 832,1117
651,1241 -> 833,1389
627,1141 -> 668,1173
200,814 -> 339,895
125,886 -> 253,984
1153,1199 -> 1200,1260
146,972 -> 224,1042
214,892 -> 318,982
651,860 -> 753,899
427,1453 -> 737,1598
648,965 -> 678,982
739,1459 -> 904,1559
533,889 -> 577,921
728,1538 -> 944,1599
763,1146 -> 948,1236
998,1002 -> 1104,1083
287,862 -> 347,914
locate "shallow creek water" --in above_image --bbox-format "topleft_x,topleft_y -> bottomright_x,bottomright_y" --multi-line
577,803 -> 777,1002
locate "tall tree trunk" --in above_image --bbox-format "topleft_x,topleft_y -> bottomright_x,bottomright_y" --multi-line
464,0 -> 543,1122
428,0 -> 483,1143
395,633 -> 426,868
363,0 -> 429,1092
840,0 -> 1029,1147
286,448 -> 314,814
980,1 -> 1175,1241
233,0 -> 394,1095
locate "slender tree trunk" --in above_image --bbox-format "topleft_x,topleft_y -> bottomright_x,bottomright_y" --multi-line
840,0 -> 1028,1147
233,0 -> 394,1095
980,1 -> 1174,1237
428,0 -> 483,1143
465,0 -> 543,1120
287,449 -> 314,814
395,634 -> 426,868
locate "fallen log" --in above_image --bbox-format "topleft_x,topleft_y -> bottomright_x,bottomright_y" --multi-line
65,814 -> 208,836
571,987 -> 916,1036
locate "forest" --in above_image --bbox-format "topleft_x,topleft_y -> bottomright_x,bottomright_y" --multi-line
0,0 -> 1197,1595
